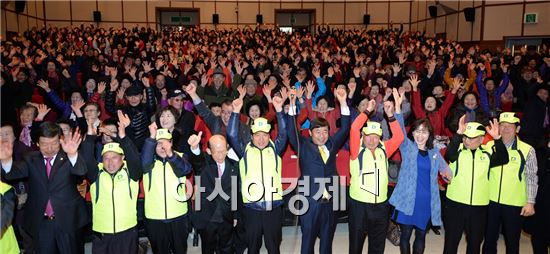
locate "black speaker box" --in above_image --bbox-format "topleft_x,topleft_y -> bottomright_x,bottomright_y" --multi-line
256,14 -> 263,24
15,1 -> 26,13
429,6 -> 437,18
464,8 -> 475,22
363,14 -> 370,25
212,14 -> 219,24
93,11 -> 102,22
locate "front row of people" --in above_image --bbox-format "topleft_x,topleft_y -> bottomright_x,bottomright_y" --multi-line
0,87 -> 539,254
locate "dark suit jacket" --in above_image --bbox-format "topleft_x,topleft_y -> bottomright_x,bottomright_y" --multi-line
287,113 -> 351,201
1,150 -> 89,236
189,151 -> 240,230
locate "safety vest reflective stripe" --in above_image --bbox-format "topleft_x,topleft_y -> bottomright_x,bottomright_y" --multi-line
143,151 -> 188,220
446,144 -> 492,206
90,162 -> 139,233
487,138 -> 531,207
349,144 -> 388,204
0,182 -> 19,254
240,142 -> 283,203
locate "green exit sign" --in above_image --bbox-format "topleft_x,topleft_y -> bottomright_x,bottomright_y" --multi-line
171,16 -> 192,23
524,13 -> 537,24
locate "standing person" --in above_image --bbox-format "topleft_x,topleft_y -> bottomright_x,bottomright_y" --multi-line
0,122 -> 89,254
389,109 -> 452,253
443,116 -> 509,254
348,90 -> 405,254
226,94 -> 287,254
141,124 -> 194,254
189,133 -> 240,254
483,112 -> 538,254
0,179 -> 19,254
81,111 -> 142,254
287,86 -> 350,254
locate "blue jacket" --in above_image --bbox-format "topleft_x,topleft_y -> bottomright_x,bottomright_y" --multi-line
388,113 -> 450,226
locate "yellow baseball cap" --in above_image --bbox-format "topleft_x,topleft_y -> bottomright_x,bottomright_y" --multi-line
251,117 -> 271,134
101,142 -> 124,155
362,121 -> 383,136
463,122 -> 486,138
499,112 -> 520,124
156,128 -> 173,140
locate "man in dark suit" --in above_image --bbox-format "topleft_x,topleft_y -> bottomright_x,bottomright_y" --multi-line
1,122 -> 89,254
189,133 -> 240,254
287,86 -> 351,254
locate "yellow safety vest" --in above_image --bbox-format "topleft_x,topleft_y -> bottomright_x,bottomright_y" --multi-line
487,138 -> 531,207
239,142 -> 283,203
446,144 -> 493,206
90,162 -> 139,233
143,151 -> 188,220
0,182 -> 19,254
349,144 -> 389,204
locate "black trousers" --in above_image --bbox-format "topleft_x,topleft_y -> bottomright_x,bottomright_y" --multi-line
198,221 -> 234,254
348,198 -> 389,254
482,201 -> 523,254
92,227 -> 138,254
443,200 -> 488,254
399,224 -> 427,254
36,218 -> 83,254
145,216 -> 188,254
242,206 -> 282,254
299,201 -> 336,254
233,218 -> 247,254
531,233 -> 550,254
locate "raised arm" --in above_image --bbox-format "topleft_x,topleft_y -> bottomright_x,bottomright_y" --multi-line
330,87 -> 351,150
272,95 -> 287,155
81,132 -> 100,183
141,123 -> 158,173
117,110 -> 142,181
381,89 -> 405,157
227,98 -> 246,158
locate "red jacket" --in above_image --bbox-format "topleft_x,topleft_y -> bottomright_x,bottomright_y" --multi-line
411,90 -> 455,137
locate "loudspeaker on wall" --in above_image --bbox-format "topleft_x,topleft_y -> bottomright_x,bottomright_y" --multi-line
363,14 -> 370,25
15,1 -> 26,13
429,6 -> 437,18
464,8 -> 475,22
256,14 -> 263,24
213,14 -> 219,24
93,11 -> 101,22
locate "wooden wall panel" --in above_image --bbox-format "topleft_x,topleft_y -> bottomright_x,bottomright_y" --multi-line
71,1 -> 96,23
45,1 -> 71,21
390,2 -> 410,24
217,2 -> 238,24
523,2 -> 550,36
368,2 -> 387,24
324,3 -> 344,24
345,2 -> 365,25
238,2 -> 258,24
124,1 -> 147,23
97,1 -> 122,23
484,4 -> 523,40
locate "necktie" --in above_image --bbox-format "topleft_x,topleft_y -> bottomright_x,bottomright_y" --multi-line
44,157 -> 54,217
318,146 -> 330,199
20,125 -> 31,147
217,163 -> 223,178
318,146 -> 328,163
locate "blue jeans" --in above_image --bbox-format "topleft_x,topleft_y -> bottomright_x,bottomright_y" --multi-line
399,224 -> 427,254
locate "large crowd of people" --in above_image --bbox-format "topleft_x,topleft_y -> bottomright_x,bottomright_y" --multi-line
1,23 -> 549,254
